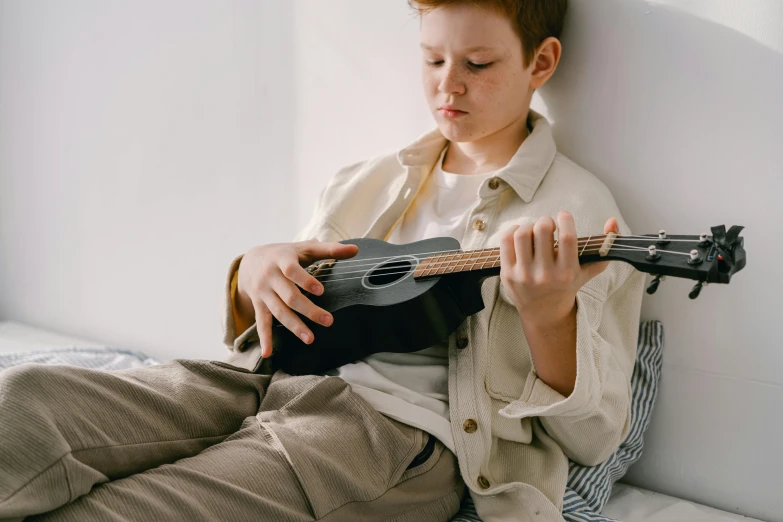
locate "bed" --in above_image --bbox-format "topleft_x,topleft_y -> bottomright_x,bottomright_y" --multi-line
0,320 -> 765,522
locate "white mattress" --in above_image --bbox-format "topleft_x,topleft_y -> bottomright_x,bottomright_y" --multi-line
0,320 -> 106,353
602,483 -> 764,521
0,321 -> 766,522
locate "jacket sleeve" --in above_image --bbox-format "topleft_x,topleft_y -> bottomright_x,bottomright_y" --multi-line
498,259 -> 646,467
221,253 -> 247,351
219,162 -> 364,352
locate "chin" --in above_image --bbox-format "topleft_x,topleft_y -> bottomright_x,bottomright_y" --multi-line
436,122 -> 486,143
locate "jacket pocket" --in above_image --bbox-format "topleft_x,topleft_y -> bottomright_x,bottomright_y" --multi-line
489,398 -> 533,443
485,284 -> 534,403
406,432 -> 436,470
397,432 -> 446,484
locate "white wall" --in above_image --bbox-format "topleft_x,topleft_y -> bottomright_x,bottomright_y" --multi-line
290,1 -> 781,520
0,0 -> 296,360
545,3 -> 781,520
291,0 -> 431,227
1,0 -> 780,519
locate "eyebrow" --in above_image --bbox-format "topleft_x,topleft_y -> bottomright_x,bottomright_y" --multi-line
420,44 -> 495,52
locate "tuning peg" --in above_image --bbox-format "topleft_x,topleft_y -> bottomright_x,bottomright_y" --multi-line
646,274 -> 665,294
689,281 -> 704,299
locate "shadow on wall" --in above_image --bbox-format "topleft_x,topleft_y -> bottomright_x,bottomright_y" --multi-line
541,0 -> 781,230
535,1 -> 782,521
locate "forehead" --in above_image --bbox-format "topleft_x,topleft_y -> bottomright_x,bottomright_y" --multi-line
419,4 -> 519,53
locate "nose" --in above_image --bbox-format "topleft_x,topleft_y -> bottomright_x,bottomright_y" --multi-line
438,62 -> 466,96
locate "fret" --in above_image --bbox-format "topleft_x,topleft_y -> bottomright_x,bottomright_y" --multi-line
436,253 -> 449,275
479,248 -> 493,269
424,254 -> 440,277
579,235 -> 593,256
458,252 -> 470,273
437,253 -> 449,275
469,251 -> 482,271
470,249 -> 487,270
437,253 -> 451,275
445,253 -> 457,275
452,252 -> 466,274
446,254 -> 456,274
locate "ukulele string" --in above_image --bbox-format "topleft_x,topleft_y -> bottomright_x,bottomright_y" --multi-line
314,242 -> 697,280
313,244 -> 693,284
311,237 -> 703,279
316,235 -> 704,270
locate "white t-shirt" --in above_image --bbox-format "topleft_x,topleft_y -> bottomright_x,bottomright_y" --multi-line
325,146 -> 497,447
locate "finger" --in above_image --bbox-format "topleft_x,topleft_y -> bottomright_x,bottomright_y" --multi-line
255,301 -> 274,358
533,216 -> 556,266
604,217 -> 619,234
500,225 -> 519,268
279,259 -> 325,296
513,222 -> 535,268
264,290 -> 315,345
577,217 -> 618,284
272,276 -> 333,327
299,241 -> 359,263
556,210 -> 578,269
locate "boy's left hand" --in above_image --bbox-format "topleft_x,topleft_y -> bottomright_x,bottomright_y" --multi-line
499,210 -> 618,324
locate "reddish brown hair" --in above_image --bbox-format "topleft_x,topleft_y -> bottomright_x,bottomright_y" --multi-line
408,0 -> 568,67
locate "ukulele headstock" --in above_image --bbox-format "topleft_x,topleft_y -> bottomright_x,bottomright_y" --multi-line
602,225 -> 746,299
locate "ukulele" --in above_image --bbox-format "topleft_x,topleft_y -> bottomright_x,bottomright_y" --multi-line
269,224 -> 746,375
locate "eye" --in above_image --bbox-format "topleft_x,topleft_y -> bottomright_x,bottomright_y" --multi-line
426,60 -> 444,67
468,61 -> 492,70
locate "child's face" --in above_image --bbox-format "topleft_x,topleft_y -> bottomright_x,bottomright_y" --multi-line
420,4 -> 533,144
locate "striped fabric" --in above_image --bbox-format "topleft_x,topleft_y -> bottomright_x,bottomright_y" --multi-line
0,347 -> 159,372
452,320 -> 664,522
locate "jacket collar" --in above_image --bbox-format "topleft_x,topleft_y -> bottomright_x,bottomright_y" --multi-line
395,109 -> 557,203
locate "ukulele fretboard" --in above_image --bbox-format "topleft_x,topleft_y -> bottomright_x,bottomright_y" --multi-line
413,234 -> 614,278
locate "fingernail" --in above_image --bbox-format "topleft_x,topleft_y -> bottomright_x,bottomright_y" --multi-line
300,332 -> 311,343
311,284 -> 323,294
322,314 -> 332,326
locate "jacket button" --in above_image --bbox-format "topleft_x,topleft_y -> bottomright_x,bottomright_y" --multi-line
456,336 -> 469,349
463,419 -> 477,433
477,475 -> 491,489
488,177 -> 500,190
473,219 -> 486,231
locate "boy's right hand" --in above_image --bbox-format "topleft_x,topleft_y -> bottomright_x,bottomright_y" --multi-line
236,240 -> 359,358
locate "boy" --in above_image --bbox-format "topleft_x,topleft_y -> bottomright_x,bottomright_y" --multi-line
0,1 -> 645,521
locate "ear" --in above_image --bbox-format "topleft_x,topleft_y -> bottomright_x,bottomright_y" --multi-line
529,37 -> 562,90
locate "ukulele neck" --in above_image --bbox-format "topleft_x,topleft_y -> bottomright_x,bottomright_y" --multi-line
412,234 -> 616,280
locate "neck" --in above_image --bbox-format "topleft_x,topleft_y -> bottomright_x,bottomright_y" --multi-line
442,112 -> 530,175
413,233 -> 616,280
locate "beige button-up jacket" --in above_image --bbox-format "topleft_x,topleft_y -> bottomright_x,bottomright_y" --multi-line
220,110 -> 646,521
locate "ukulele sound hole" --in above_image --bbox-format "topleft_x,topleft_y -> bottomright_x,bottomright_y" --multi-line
367,259 -> 413,287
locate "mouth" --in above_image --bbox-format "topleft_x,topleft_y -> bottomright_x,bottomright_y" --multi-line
438,107 -> 468,119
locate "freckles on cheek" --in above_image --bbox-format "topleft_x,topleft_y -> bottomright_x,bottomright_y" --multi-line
473,76 -> 505,108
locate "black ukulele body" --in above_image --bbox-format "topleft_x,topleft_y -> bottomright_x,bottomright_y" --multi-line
271,237 -> 494,375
